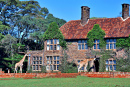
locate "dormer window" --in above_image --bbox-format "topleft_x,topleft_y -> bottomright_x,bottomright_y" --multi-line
47,39 -> 60,50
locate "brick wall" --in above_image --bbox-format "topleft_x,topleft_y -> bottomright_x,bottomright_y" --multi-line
0,72 -> 130,78
66,41 -> 88,63
81,72 -> 130,78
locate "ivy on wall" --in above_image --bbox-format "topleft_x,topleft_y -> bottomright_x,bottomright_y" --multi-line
87,24 -> 106,48
43,22 -> 66,48
116,35 -> 130,48
86,24 -> 112,72
116,35 -> 130,72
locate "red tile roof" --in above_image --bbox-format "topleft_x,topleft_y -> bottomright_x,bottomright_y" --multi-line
60,17 -> 130,39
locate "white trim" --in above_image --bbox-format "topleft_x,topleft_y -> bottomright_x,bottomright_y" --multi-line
121,17 -> 129,21
80,19 -> 89,26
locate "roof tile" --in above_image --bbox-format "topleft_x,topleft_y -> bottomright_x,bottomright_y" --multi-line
60,17 -> 130,39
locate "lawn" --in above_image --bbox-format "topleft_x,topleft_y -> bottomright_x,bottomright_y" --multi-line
0,76 -> 130,87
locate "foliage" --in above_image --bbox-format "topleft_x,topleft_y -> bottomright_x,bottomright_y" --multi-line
1,34 -> 17,57
0,21 -> 10,33
41,66 -> 47,73
116,36 -> 130,48
23,39 -> 44,50
86,24 -> 108,72
43,22 -> 66,48
116,35 -> 130,72
2,54 -> 25,72
0,0 -> 66,72
87,61 -> 91,72
46,14 -> 66,28
59,49 -> 78,73
0,33 -> 4,41
99,50 -> 114,72
116,58 -> 130,72
87,24 -> 106,48
90,17 -> 107,19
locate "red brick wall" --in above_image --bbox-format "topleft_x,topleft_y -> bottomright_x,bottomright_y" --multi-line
0,72 -> 130,78
81,72 -> 130,78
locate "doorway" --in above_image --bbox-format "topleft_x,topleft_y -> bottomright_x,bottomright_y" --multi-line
94,58 -> 99,72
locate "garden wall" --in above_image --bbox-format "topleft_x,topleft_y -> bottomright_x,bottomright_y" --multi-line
81,72 -> 130,78
0,71 -> 130,78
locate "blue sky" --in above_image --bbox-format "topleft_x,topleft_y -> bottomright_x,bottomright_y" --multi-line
21,0 -> 130,22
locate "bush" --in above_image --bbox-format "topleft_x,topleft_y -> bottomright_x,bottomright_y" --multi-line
116,58 -> 130,72
59,61 -> 78,73
41,66 -> 46,73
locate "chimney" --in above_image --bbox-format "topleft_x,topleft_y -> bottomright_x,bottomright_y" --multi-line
81,6 -> 90,25
122,3 -> 129,19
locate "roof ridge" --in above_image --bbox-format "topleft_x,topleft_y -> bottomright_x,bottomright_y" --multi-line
68,20 -> 81,22
89,17 -> 121,20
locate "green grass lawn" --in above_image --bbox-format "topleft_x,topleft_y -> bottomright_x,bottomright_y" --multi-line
0,76 -> 130,87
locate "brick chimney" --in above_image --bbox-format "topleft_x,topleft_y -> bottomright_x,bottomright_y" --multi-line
122,3 -> 129,19
81,6 -> 90,25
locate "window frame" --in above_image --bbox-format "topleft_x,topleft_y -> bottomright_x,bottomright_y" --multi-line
78,40 -> 88,50
47,39 -> 60,51
93,40 -> 100,50
32,56 -> 43,71
105,58 -> 116,71
106,39 -> 116,50
46,56 -> 60,71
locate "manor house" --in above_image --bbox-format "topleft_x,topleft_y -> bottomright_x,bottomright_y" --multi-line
27,3 -> 130,72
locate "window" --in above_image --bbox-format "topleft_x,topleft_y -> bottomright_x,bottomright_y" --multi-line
106,39 -> 116,49
78,40 -> 88,50
105,58 -> 116,71
32,56 -> 42,71
47,39 -> 60,50
94,40 -> 100,49
46,56 -> 60,70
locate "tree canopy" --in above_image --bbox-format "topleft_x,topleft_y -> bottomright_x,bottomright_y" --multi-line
0,0 -> 66,72
43,22 -> 66,48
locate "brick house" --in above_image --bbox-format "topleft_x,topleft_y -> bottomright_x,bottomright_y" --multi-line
27,4 -> 130,72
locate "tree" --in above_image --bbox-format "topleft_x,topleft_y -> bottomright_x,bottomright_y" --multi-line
1,34 -> 17,57
0,34 -> 17,71
46,14 -> 66,28
59,49 -> 78,73
43,22 -> 66,48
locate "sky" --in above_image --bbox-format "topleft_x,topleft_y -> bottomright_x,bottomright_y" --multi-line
21,0 -> 130,22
